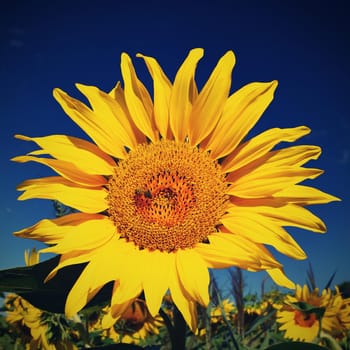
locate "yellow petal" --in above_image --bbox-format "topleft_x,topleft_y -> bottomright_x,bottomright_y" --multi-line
142,250 -> 172,316
14,212 -> 107,242
75,84 -> 139,149
189,74 -> 199,104
15,134 -> 116,175
53,88 -> 127,158
137,53 -> 172,139
65,245 -> 120,317
29,328 -> 45,340
264,145 -> 321,168
195,232 -> 281,270
102,296 -> 133,328
109,82 -> 146,144
274,185 -> 341,205
169,266 -> 198,332
45,248 -> 104,282
65,263 -> 103,317
227,203 -> 326,233
205,81 -> 278,159
17,176 -> 108,213
227,145 -> 321,180
169,48 -> 204,142
110,240 -> 143,305
176,249 -> 210,306
24,248 -> 40,266
222,126 -> 310,173
189,51 -> 235,145
267,268 -> 295,289
40,218 -> 116,254
227,166 -> 323,198
120,53 -> 157,142
111,277 -> 143,307
12,155 -> 107,187
221,213 -> 306,259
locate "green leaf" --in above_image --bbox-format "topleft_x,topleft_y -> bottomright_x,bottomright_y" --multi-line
320,331 -> 343,350
265,342 -> 329,350
244,308 -> 276,336
323,270 -> 337,290
290,302 -> 325,320
0,256 -> 112,313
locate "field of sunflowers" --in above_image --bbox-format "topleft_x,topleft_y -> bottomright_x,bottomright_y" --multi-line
1,248 -> 349,350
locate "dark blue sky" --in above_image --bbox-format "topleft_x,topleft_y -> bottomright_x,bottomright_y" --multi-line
1,0 -> 349,294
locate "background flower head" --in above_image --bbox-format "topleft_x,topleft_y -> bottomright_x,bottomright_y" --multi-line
275,284 -> 349,342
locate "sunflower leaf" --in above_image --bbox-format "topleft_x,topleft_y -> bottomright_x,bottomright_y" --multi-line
0,256 -> 112,313
289,301 -> 325,320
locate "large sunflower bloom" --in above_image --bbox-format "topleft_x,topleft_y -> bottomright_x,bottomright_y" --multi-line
13,48 -> 339,331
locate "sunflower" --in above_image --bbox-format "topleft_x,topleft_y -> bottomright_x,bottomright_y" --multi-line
322,286 -> 350,339
275,284 -> 341,342
337,298 -> 350,338
210,299 -> 236,324
13,48 -> 339,332
24,247 -> 40,266
5,293 -> 52,350
338,294 -> 350,332
100,299 -> 163,345
245,291 -> 282,317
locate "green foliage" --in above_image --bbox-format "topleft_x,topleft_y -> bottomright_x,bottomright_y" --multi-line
338,282 -> 350,298
0,313 -> 25,350
53,200 -> 76,217
290,301 -> 326,320
0,262 -> 349,350
265,342 -> 329,350
79,344 -> 147,349
0,257 -> 112,313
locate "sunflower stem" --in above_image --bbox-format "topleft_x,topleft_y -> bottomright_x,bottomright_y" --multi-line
173,305 -> 187,350
159,308 -> 175,345
159,305 -> 187,350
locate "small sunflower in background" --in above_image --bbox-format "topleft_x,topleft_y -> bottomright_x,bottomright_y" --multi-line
338,295 -> 350,333
245,290 -> 283,318
322,287 -> 350,339
275,284 -> 346,342
13,48 -> 339,331
210,299 -> 236,324
101,299 -> 163,345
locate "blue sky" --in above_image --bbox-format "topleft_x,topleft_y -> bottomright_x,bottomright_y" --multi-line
1,0 -> 349,295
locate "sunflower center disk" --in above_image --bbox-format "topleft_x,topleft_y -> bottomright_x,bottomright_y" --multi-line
107,140 -> 228,252
134,171 -> 195,226
294,310 -> 317,327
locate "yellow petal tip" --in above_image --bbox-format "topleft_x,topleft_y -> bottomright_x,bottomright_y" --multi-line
189,47 -> 204,58
75,82 -> 84,89
52,88 -> 64,99
14,134 -> 31,141
121,52 -> 131,61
